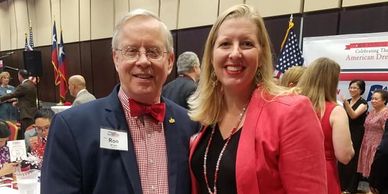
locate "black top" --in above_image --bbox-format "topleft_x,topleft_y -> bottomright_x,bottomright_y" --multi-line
347,97 -> 368,129
347,97 -> 368,152
191,124 -> 241,194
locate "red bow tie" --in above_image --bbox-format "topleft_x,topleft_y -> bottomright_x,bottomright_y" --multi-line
129,99 -> 166,122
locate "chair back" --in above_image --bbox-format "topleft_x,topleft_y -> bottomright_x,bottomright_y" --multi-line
5,121 -> 19,141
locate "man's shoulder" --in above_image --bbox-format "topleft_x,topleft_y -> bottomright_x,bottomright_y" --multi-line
63,91 -> 117,116
79,90 -> 96,99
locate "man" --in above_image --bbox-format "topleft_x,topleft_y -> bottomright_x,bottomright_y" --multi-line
0,69 -> 37,139
162,51 -> 200,109
41,9 -> 199,194
369,119 -> 388,194
24,108 -> 55,152
68,75 -> 96,106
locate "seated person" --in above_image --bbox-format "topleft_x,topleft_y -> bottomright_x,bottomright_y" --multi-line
0,120 -> 17,177
24,108 -> 54,166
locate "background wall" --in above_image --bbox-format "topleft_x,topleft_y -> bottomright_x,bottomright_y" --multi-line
0,0 -> 387,103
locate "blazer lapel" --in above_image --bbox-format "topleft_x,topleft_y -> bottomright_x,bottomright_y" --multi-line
236,88 -> 264,193
163,102 -> 179,194
105,89 -> 142,194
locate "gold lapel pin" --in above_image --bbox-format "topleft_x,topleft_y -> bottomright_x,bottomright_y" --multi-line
168,117 -> 175,124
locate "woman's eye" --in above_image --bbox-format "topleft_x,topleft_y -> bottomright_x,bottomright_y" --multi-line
241,41 -> 254,48
218,42 -> 231,48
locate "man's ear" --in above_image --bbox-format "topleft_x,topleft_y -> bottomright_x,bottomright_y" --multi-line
167,52 -> 175,75
112,50 -> 119,71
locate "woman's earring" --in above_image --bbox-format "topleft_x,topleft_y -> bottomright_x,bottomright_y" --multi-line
254,70 -> 262,84
211,71 -> 218,88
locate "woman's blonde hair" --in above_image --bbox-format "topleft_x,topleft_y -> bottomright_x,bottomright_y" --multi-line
297,57 -> 340,116
0,71 -> 10,85
280,66 -> 306,87
188,4 -> 287,125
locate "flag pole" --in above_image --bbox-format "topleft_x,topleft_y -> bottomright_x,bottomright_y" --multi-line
280,14 -> 294,51
276,14 -> 295,78
299,16 -> 304,53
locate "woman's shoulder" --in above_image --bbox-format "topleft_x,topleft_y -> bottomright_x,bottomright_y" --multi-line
272,93 -> 311,107
359,97 -> 368,104
252,93 -> 312,115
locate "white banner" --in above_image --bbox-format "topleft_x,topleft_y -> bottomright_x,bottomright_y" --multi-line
303,32 -> 388,106
304,32 -> 388,70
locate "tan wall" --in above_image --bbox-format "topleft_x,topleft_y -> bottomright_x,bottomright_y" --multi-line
0,0 -> 387,51
304,0 -> 341,12
343,0 -> 388,7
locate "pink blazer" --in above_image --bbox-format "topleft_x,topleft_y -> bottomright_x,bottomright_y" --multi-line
189,88 -> 327,194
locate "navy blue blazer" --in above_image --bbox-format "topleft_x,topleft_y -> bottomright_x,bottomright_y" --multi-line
41,85 -> 200,194
369,119 -> 388,193
162,76 -> 197,109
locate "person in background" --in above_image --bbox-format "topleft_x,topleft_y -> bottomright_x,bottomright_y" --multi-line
189,4 -> 327,194
358,89 -> 388,182
0,71 -> 18,121
279,66 -> 305,87
0,69 -> 37,140
41,9 -> 199,194
369,119 -> 388,194
0,120 -> 17,177
68,75 -> 96,106
24,108 -> 54,161
338,79 -> 368,194
297,57 -> 354,194
162,51 -> 201,109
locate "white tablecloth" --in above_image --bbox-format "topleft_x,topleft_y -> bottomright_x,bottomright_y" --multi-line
51,105 -> 71,114
0,184 -> 40,194
0,187 -> 19,194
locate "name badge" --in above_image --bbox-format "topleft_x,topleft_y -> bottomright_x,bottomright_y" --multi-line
100,128 -> 128,151
6,89 -> 12,94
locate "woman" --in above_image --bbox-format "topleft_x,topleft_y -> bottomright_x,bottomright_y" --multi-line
279,66 -> 306,87
297,57 -> 354,194
338,80 -> 368,193
358,89 -> 388,179
189,4 -> 327,194
0,71 -> 18,121
0,119 -> 17,177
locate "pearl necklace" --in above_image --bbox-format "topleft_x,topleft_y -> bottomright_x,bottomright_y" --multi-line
203,106 -> 247,194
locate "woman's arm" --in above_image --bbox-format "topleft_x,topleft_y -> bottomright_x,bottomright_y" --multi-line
343,99 -> 367,119
331,106 -> 354,164
0,162 -> 17,177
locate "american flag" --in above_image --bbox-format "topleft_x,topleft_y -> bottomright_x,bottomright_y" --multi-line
24,33 -> 29,51
275,19 -> 304,76
24,22 -> 34,51
27,23 -> 34,51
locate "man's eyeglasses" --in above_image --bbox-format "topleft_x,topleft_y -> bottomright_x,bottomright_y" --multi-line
115,46 -> 167,61
36,126 -> 49,133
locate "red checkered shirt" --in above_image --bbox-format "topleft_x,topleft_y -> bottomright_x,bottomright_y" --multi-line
118,89 -> 169,194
